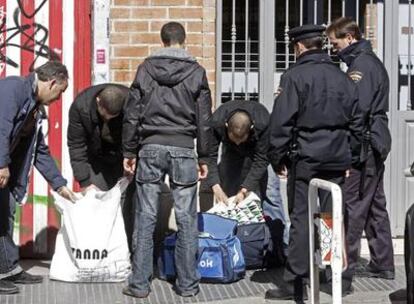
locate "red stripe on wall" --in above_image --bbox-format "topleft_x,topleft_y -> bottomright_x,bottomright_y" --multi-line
73,0 -> 92,192
74,0 -> 91,95
47,0 -> 63,255
0,0 -> 6,78
19,0 -> 35,258
20,0 -> 35,76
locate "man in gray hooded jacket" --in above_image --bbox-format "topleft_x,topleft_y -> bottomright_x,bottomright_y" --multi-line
122,22 -> 213,299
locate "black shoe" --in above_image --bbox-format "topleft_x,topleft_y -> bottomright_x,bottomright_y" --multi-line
173,285 -> 200,297
122,286 -> 149,298
0,280 -> 19,294
319,279 -> 353,297
2,271 -> 43,284
356,265 -> 395,280
265,286 -> 308,301
179,290 -> 199,298
354,259 -> 368,273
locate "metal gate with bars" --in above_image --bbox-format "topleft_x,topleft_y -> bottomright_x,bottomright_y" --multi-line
216,0 -> 414,237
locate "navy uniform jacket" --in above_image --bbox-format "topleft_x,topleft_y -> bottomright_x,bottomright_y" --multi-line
0,73 -> 66,202
206,100 -> 270,192
338,39 -> 391,161
268,50 -> 364,174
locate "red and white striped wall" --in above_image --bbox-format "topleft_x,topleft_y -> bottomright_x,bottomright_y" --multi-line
0,0 -> 91,258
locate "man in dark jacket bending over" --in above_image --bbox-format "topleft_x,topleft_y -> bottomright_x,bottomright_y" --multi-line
122,22 -> 212,298
207,100 -> 270,203
206,100 -> 287,261
68,84 -> 129,191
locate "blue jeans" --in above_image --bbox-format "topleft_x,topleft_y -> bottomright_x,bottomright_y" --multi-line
129,144 -> 199,296
264,166 -> 289,246
0,187 -> 22,278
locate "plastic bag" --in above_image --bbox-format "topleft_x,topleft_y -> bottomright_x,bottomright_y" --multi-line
207,192 -> 265,224
49,178 -> 131,282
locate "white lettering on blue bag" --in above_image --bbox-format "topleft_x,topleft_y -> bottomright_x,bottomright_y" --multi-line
158,213 -> 246,283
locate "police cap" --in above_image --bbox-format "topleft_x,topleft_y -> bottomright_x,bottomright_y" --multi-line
288,24 -> 326,43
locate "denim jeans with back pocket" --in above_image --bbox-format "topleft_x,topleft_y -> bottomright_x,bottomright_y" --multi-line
128,144 -> 199,296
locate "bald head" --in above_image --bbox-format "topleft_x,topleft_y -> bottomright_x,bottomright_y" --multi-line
226,111 -> 252,145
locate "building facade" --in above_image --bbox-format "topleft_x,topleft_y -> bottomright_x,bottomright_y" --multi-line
0,0 -> 412,257
108,0 -> 414,241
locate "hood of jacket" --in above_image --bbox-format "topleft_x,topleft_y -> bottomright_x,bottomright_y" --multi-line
145,47 -> 199,87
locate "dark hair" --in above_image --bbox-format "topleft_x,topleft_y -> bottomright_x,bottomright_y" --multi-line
98,86 -> 128,115
326,17 -> 362,40
35,61 -> 68,83
298,36 -> 324,49
160,22 -> 186,46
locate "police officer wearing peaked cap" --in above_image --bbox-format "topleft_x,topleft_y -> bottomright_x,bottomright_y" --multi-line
288,24 -> 326,43
265,24 -> 364,301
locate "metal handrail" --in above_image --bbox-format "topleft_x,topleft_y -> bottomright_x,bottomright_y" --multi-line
308,178 -> 344,304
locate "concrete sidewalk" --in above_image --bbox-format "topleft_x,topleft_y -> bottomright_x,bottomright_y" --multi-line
0,255 -> 407,304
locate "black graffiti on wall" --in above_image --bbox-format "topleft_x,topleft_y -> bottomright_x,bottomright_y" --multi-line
0,0 -> 60,72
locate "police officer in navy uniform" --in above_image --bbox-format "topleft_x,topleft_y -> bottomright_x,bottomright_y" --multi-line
327,18 -> 394,287
266,24 -> 363,301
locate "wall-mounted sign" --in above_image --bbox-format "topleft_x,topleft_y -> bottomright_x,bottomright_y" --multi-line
96,49 -> 106,64
93,0 -> 110,84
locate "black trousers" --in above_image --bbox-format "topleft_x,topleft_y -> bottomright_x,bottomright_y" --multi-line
342,153 -> 394,280
218,149 -> 267,199
283,166 -> 345,283
88,158 -> 123,191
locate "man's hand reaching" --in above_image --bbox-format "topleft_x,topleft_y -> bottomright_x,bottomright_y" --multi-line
57,186 -> 78,203
123,158 -> 136,175
0,166 -> 10,188
234,188 -> 248,204
212,184 -> 228,204
198,163 -> 208,180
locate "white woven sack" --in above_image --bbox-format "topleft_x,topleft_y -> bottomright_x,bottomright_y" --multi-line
50,178 -> 131,282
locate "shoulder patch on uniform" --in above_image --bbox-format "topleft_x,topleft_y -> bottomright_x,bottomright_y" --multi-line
348,71 -> 363,83
275,86 -> 283,98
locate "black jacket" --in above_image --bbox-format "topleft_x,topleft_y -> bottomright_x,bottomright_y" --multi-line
123,49 -> 212,163
67,84 -> 128,187
338,39 -> 391,161
206,100 -> 270,191
269,50 -> 363,172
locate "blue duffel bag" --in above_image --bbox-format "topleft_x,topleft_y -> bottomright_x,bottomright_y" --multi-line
158,213 -> 245,283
